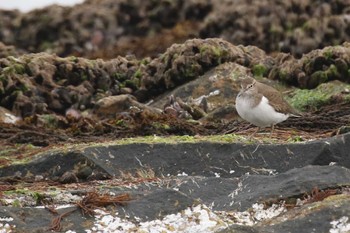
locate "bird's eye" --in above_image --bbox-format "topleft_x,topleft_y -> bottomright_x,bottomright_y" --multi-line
248,84 -> 253,88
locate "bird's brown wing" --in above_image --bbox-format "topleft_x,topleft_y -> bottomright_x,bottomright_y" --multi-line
257,82 -> 299,115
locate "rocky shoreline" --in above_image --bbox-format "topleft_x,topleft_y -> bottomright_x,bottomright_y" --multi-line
1,0 -> 349,59
0,0 -> 350,232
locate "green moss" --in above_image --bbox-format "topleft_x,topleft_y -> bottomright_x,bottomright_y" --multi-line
286,81 -> 350,111
301,21 -> 310,30
0,148 -> 17,157
1,63 -> 26,76
212,47 -> 224,57
69,56 -> 79,63
323,49 -> 333,60
287,135 -> 304,143
152,122 -> 171,130
39,41 -> 53,51
0,132 -> 312,169
199,44 -> 227,63
134,69 -> 142,79
230,70 -> 243,80
310,70 -> 328,87
252,64 -> 268,77
11,199 -> 22,207
325,64 -> 340,79
160,53 -> 168,62
13,64 -> 26,75
4,188 -> 29,195
20,83 -> 30,92
81,73 -> 88,81
184,64 -> 197,77
269,25 -> 282,35
278,70 -> 288,80
125,78 -> 140,89
75,134 -> 255,148
31,192 -> 46,205
0,144 -> 42,168
40,114 -> 59,128
285,22 -> 294,32
113,72 -> 127,81
2,66 -> 12,73
140,58 -> 150,65
115,119 -> 126,127
0,74 -> 6,81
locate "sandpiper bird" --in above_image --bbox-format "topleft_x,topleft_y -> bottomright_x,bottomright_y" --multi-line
235,77 -> 300,137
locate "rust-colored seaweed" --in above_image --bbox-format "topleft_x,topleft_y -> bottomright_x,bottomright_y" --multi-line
303,187 -> 338,204
48,191 -> 132,231
76,192 -> 132,216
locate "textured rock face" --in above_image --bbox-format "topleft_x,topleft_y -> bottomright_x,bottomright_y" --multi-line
1,1 -> 350,232
0,53 -> 141,117
200,0 -> 350,57
0,0 -> 349,58
0,0 -> 211,58
1,38 -> 350,125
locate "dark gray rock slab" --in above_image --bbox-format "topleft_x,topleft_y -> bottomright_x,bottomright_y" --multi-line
219,195 -> 350,233
0,206 -> 91,233
171,165 -> 350,211
70,132 -> 350,178
1,133 -> 349,181
0,189 -> 196,232
0,151 -> 110,181
116,189 -> 196,222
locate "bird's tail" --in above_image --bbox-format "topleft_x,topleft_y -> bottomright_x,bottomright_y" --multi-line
290,113 -> 302,118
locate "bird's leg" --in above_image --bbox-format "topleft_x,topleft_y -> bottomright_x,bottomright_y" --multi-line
248,127 -> 260,139
269,124 -> 275,138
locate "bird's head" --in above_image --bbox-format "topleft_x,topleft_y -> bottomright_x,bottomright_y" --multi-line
238,77 -> 257,94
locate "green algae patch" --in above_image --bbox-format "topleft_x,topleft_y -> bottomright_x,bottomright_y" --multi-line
286,81 -> 350,111
252,64 -> 268,77
0,132 -> 309,169
199,43 -> 229,64
0,144 -> 45,168
91,134 -> 248,147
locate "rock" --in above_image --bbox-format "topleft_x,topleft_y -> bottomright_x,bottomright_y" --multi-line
0,42 -> 22,58
200,0 -> 350,57
1,3 -> 350,232
2,132 -> 350,181
270,44 -> 350,88
1,39 -> 350,120
219,195 -> 350,233
173,165 -> 349,211
285,80 -> 350,112
139,38 -> 272,100
59,171 -> 79,184
76,165 -> 93,179
94,94 -> 162,118
151,62 -> 250,121
0,151 -> 110,181
0,106 -> 20,124
0,0 -> 207,58
0,53 -> 142,117
0,136 -> 350,232
118,189 -> 197,221
1,0 -> 349,58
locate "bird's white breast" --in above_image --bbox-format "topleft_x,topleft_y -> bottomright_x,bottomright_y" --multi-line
236,95 -> 289,127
